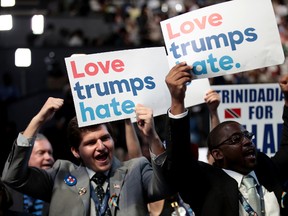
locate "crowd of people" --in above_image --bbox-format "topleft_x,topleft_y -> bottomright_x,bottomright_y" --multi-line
1,0 -> 288,216
20,0 -> 288,85
0,61 -> 288,215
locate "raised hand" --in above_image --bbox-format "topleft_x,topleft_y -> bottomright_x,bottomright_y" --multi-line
135,104 -> 164,155
135,104 -> 156,137
205,89 -> 220,114
23,97 -> 64,138
165,62 -> 193,115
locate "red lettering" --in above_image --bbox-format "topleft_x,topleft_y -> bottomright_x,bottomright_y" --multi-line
167,23 -> 180,40
70,59 -> 125,78
71,61 -> 85,78
165,13 -> 223,39
85,63 -> 99,76
112,59 -> 124,72
98,60 -> 110,73
193,16 -> 207,29
209,13 -> 222,26
180,21 -> 195,34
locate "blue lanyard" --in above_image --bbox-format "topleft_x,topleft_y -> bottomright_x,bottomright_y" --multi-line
239,192 -> 258,216
90,184 -> 110,216
238,184 -> 265,216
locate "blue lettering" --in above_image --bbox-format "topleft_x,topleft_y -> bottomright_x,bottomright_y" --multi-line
122,100 -> 135,114
79,98 -> 136,122
219,55 -> 233,70
192,53 -> 237,75
262,124 -> 276,154
129,77 -> 144,96
96,104 -> 111,118
80,102 -> 95,122
74,82 -> 86,100
249,105 -> 273,119
228,30 -> 244,51
144,76 -> 156,90
243,123 -> 282,155
244,28 -> 257,42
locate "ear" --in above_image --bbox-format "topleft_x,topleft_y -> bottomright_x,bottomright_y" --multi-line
71,147 -> 80,159
211,148 -> 224,161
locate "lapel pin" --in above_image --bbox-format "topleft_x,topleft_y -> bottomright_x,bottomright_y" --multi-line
113,184 -> 120,189
78,187 -> 87,196
64,175 -> 77,186
109,193 -> 118,207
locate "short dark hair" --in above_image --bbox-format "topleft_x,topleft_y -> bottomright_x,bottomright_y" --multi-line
67,116 -> 115,149
207,120 -> 240,151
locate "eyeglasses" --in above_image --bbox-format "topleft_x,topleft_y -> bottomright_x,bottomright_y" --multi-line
213,131 -> 254,149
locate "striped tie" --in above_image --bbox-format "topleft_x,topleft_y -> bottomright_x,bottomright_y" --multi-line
32,199 -> 44,215
23,194 -> 44,215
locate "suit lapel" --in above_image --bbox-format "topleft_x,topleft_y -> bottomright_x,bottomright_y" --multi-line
217,169 -> 240,215
108,157 -> 127,215
68,166 -> 91,214
224,178 -> 240,215
62,158 -> 128,215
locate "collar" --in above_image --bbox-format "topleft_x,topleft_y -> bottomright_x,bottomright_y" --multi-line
222,169 -> 259,188
85,167 -> 109,180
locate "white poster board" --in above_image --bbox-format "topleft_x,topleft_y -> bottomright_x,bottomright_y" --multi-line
160,0 -> 284,79
65,47 -> 210,127
212,83 -> 284,157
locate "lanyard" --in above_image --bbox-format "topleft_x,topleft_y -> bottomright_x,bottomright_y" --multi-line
238,184 -> 265,216
90,184 -> 110,216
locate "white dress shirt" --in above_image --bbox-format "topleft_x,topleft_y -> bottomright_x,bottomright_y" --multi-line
223,169 -> 280,216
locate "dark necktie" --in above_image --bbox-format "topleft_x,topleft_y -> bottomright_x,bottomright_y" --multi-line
92,173 -> 107,203
91,173 -> 111,216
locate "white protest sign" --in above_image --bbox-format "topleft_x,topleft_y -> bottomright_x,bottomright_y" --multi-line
160,0 -> 284,79
212,83 -> 284,157
65,47 -> 211,127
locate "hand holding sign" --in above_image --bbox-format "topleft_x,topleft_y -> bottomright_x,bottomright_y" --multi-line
65,47 -> 211,127
165,62 -> 193,115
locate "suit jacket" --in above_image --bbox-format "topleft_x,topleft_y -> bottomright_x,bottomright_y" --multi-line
165,106 -> 288,216
7,187 -> 49,216
1,141 -> 173,216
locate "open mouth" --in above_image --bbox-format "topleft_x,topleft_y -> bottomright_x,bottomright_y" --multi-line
243,148 -> 256,159
95,152 -> 108,161
42,164 -> 52,169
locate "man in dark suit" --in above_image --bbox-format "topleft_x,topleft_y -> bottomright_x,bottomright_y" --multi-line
2,98 -> 174,216
6,133 -> 54,216
164,62 -> 288,216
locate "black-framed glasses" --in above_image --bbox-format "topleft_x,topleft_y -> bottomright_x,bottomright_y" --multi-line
213,131 -> 254,149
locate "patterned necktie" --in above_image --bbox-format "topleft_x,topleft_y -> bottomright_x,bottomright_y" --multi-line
92,173 -> 107,203
32,199 -> 44,215
91,173 -> 111,216
23,194 -> 44,215
241,175 -> 261,215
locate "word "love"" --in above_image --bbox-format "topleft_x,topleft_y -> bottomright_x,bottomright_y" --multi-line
70,59 -> 125,78
166,13 -> 222,40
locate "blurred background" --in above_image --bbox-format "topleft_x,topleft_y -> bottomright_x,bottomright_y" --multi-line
1,0 -> 288,170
